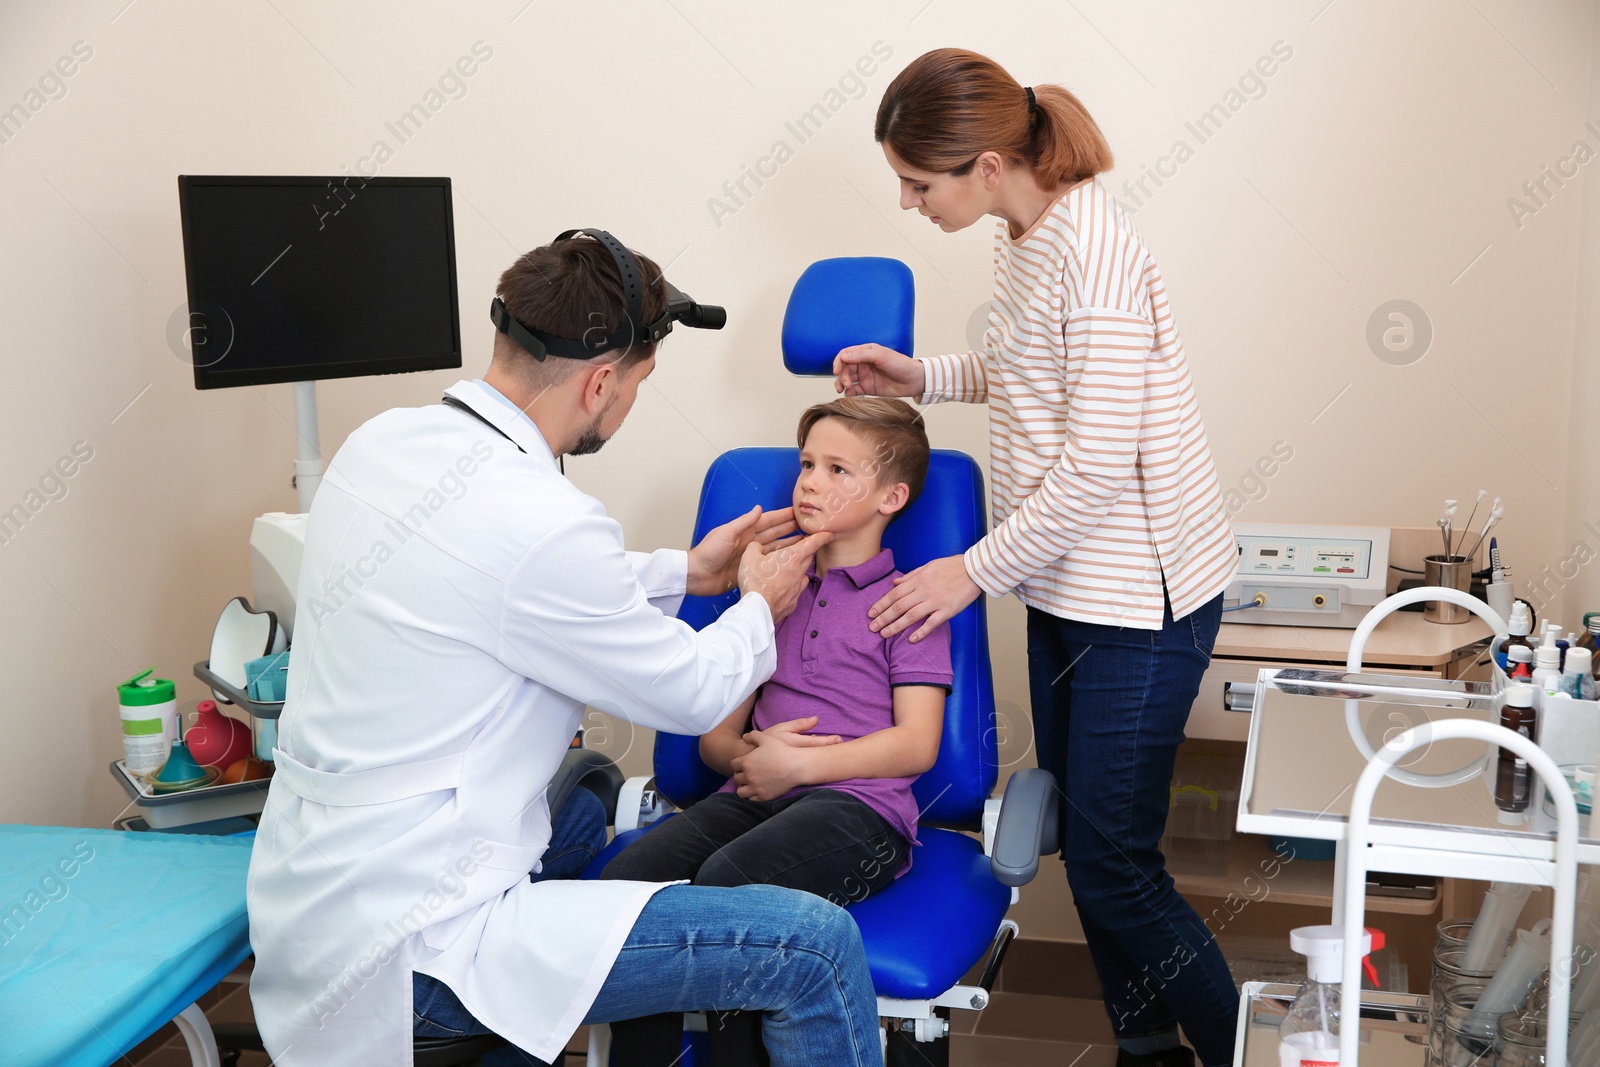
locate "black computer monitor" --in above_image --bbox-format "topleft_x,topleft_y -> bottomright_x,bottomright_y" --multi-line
177,175 -> 462,390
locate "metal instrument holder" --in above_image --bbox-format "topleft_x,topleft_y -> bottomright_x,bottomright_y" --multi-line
193,659 -> 283,719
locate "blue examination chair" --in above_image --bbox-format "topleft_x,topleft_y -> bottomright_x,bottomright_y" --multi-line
578,257 -> 1061,1066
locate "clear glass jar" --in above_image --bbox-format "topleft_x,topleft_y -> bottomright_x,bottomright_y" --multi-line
1435,983 -> 1498,1066
1496,1011 -> 1553,1066
1437,919 -> 1475,953
1429,951 -> 1496,1067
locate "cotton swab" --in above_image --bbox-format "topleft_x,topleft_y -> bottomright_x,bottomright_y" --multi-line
1455,489 -> 1488,556
1462,498 -> 1504,563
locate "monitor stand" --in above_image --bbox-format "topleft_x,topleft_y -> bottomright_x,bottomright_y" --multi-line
292,380 -> 323,513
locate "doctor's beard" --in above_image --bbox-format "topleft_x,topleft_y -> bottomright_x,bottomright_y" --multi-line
567,399 -> 615,457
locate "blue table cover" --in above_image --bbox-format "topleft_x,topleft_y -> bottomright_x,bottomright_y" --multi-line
0,825 -> 254,1067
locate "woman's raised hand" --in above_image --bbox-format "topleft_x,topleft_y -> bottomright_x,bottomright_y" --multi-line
832,343 -> 926,399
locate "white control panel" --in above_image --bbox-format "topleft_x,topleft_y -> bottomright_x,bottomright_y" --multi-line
1237,535 -> 1374,581
1227,524 -> 1391,628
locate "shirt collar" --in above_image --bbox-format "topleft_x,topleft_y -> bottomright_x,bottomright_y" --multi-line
442,379 -> 557,467
809,547 -> 896,589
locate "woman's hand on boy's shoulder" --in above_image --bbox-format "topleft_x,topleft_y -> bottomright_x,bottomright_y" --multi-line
869,554 -> 979,641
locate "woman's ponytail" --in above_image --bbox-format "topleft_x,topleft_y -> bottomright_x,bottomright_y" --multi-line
876,49 -> 1112,190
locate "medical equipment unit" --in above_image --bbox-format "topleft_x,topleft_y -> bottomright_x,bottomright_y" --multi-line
1225,523 -> 1391,628
1230,586 -> 1600,1066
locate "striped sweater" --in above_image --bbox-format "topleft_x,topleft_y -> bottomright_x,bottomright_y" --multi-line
917,178 -> 1235,629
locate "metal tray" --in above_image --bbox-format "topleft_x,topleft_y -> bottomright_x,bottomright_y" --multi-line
109,759 -> 271,828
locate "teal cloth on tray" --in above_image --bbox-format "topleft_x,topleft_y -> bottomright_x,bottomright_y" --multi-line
244,650 -> 290,704
0,824 -> 253,1066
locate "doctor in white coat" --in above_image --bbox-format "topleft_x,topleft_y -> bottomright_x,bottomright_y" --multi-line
246,230 -> 885,1066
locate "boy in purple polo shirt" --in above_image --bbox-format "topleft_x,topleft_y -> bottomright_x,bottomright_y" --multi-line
601,396 -> 952,1067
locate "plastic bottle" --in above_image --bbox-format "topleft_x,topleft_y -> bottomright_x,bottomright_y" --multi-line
1580,612 -> 1600,655
1533,626 -> 1564,707
1497,685 -> 1537,813
1565,647 -> 1599,701
1279,926 -> 1375,1067
1497,601 -> 1536,670
118,668 -> 178,777
1508,644 -> 1535,681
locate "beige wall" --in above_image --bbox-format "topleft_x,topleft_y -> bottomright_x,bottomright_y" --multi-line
1,0 -> 1595,825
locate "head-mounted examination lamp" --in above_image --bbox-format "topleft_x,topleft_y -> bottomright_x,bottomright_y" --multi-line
490,228 -> 726,362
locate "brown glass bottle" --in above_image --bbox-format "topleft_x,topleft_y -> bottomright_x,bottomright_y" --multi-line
1496,684 -> 1536,813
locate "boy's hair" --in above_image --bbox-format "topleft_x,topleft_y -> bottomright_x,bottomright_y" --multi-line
493,239 -> 668,387
796,397 -> 931,513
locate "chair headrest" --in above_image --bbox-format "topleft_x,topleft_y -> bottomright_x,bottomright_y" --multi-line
781,257 -> 914,376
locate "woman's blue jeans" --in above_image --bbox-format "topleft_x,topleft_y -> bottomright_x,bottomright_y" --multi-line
413,787 -> 882,1066
1026,595 -> 1238,1067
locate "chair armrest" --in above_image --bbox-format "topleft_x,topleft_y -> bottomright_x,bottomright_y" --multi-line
546,749 -> 625,826
989,768 -> 1060,887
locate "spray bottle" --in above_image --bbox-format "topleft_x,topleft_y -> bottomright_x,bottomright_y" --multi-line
1496,601 -> 1535,670
1280,926 -> 1379,1067
1533,624 -> 1564,708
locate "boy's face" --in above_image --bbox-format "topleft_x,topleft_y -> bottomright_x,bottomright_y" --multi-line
794,417 -> 904,535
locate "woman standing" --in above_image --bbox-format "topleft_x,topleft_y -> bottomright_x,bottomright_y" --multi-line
835,48 -> 1238,1067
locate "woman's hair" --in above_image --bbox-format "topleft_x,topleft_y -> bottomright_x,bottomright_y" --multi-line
796,396 -> 930,513
875,48 -> 1113,190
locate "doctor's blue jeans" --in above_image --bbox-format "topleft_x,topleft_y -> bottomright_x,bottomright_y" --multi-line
1026,595 -> 1238,1067
413,787 -> 882,1066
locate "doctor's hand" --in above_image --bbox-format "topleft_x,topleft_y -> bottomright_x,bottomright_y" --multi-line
833,343 -> 925,399
737,531 -> 832,625
687,505 -> 800,597
869,553 -> 982,642
730,725 -> 834,800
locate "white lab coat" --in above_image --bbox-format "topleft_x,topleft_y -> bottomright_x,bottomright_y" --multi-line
246,379 -> 776,1065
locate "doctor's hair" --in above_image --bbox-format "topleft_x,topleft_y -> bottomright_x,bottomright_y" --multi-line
875,48 -> 1113,190
492,238 -> 668,384
797,397 -> 929,514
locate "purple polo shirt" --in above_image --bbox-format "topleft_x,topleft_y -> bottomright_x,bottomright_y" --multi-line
719,548 -> 953,873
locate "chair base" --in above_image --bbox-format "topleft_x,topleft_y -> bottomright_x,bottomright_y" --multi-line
884,1009 -> 951,1067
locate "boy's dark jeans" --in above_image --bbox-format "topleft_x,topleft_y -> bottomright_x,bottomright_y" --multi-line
600,787 -> 909,1067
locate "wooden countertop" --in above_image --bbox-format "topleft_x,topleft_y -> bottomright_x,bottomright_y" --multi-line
1215,609 -> 1492,668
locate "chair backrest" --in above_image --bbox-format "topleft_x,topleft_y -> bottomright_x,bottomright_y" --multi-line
651,257 -> 998,829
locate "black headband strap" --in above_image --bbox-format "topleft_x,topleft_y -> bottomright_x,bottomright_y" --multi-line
1025,86 -> 1037,114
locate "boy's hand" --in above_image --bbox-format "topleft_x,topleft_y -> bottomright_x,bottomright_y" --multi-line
748,715 -> 841,748
731,728 -> 826,801
687,506 -> 799,597
833,343 -> 925,399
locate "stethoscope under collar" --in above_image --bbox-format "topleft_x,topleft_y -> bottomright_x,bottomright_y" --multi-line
440,394 -> 524,454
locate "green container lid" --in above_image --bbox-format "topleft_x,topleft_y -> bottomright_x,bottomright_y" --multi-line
118,667 -> 175,707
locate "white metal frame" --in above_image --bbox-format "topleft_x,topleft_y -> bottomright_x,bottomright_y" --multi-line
172,1003 -> 222,1067
1338,717 -> 1580,1066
